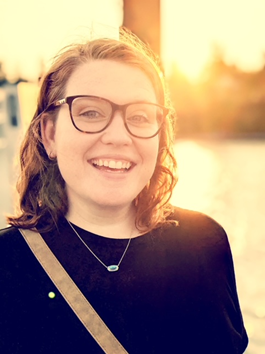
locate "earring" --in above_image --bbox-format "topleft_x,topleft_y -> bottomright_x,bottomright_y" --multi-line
48,151 -> 57,161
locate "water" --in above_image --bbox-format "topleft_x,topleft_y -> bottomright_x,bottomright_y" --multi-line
0,139 -> 264,353
172,139 -> 265,354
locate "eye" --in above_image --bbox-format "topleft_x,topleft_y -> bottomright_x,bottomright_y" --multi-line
79,109 -> 102,119
74,105 -> 108,121
127,113 -> 150,124
126,107 -> 156,126
126,103 -> 158,126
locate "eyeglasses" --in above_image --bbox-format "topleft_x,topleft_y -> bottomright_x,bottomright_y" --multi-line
44,95 -> 168,139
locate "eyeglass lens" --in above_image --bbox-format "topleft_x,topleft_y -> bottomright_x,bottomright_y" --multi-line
70,97 -> 163,138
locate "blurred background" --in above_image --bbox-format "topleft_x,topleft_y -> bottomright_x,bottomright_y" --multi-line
0,0 -> 264,352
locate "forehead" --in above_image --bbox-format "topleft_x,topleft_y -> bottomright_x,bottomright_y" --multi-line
65,60 -> 157,104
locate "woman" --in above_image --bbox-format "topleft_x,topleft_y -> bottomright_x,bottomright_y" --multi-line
0,28 -> 248,353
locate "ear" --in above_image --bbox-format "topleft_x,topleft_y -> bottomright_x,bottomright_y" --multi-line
41,114 -> 57,157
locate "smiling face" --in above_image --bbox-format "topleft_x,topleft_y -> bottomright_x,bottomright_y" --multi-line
42,60 -> 159,216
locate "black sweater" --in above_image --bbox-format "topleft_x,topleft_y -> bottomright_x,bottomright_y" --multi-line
0,207 -> 248,353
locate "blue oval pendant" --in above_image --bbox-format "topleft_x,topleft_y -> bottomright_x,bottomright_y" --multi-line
107,265 -> 119,272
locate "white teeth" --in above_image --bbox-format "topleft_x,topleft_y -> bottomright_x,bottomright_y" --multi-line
109,161 -> 116,168
92,159 -> 132,170
116,161 -> 122,169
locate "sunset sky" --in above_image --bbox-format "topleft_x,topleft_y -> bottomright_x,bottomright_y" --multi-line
162,0 -> 265,79
0,0 -> 265,81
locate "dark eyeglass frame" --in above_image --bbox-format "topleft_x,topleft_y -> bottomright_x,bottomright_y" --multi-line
44,95 -> 169,139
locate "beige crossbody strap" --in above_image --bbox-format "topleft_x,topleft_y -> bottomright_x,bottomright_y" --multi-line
19,228 -> 129,354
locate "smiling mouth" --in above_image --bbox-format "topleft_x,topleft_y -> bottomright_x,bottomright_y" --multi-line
91,159 -> 133,172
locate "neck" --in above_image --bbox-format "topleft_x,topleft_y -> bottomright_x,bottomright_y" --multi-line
66,202 -> 140,239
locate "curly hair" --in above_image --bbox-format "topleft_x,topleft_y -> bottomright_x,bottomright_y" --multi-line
7,27 -> 178,232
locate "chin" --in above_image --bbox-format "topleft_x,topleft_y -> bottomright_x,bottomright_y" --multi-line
92,194 -> 137,209
96,199 -> 134,209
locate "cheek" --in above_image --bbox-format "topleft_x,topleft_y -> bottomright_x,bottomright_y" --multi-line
54,117 -> 87,158
53,126 -> 87,173
55,136 -> 78,163
141,137 -> 159,171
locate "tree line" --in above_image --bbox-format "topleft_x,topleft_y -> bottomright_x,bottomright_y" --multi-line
167,51 -> 265,138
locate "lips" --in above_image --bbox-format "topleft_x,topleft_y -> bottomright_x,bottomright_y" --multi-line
91,159 -> 132,171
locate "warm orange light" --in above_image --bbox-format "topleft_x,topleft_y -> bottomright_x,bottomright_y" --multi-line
161,0 -> 265,81
17,82 -> 39,132
171,140 -> 221,210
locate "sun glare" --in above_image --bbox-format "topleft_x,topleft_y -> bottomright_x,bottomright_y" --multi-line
0,0 -> 122,81
161,1 -> 214,80
17,82 -> 39,132
161,0 -> 265,81
171,140 -> 222,211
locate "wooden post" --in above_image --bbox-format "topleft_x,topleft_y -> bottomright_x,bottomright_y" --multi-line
123,0 -> 161,56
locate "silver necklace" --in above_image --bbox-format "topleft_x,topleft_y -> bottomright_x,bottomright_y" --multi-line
67,220 -> 131,272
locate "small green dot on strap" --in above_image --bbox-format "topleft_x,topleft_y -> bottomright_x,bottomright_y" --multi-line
48,291 -> 56,299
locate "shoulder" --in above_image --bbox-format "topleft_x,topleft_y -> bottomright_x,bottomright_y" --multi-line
160,206 -> 231,262
0,226 -> 30,261
161,207 -> 239,298
172,205 -> 223,227
0,225 -> 22,241
166,205 -> 228,243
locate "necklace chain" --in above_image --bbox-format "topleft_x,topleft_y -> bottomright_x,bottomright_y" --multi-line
67,220 -> 131,272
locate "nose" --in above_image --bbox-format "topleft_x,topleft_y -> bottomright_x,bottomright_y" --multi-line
100,111 -> 133,146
